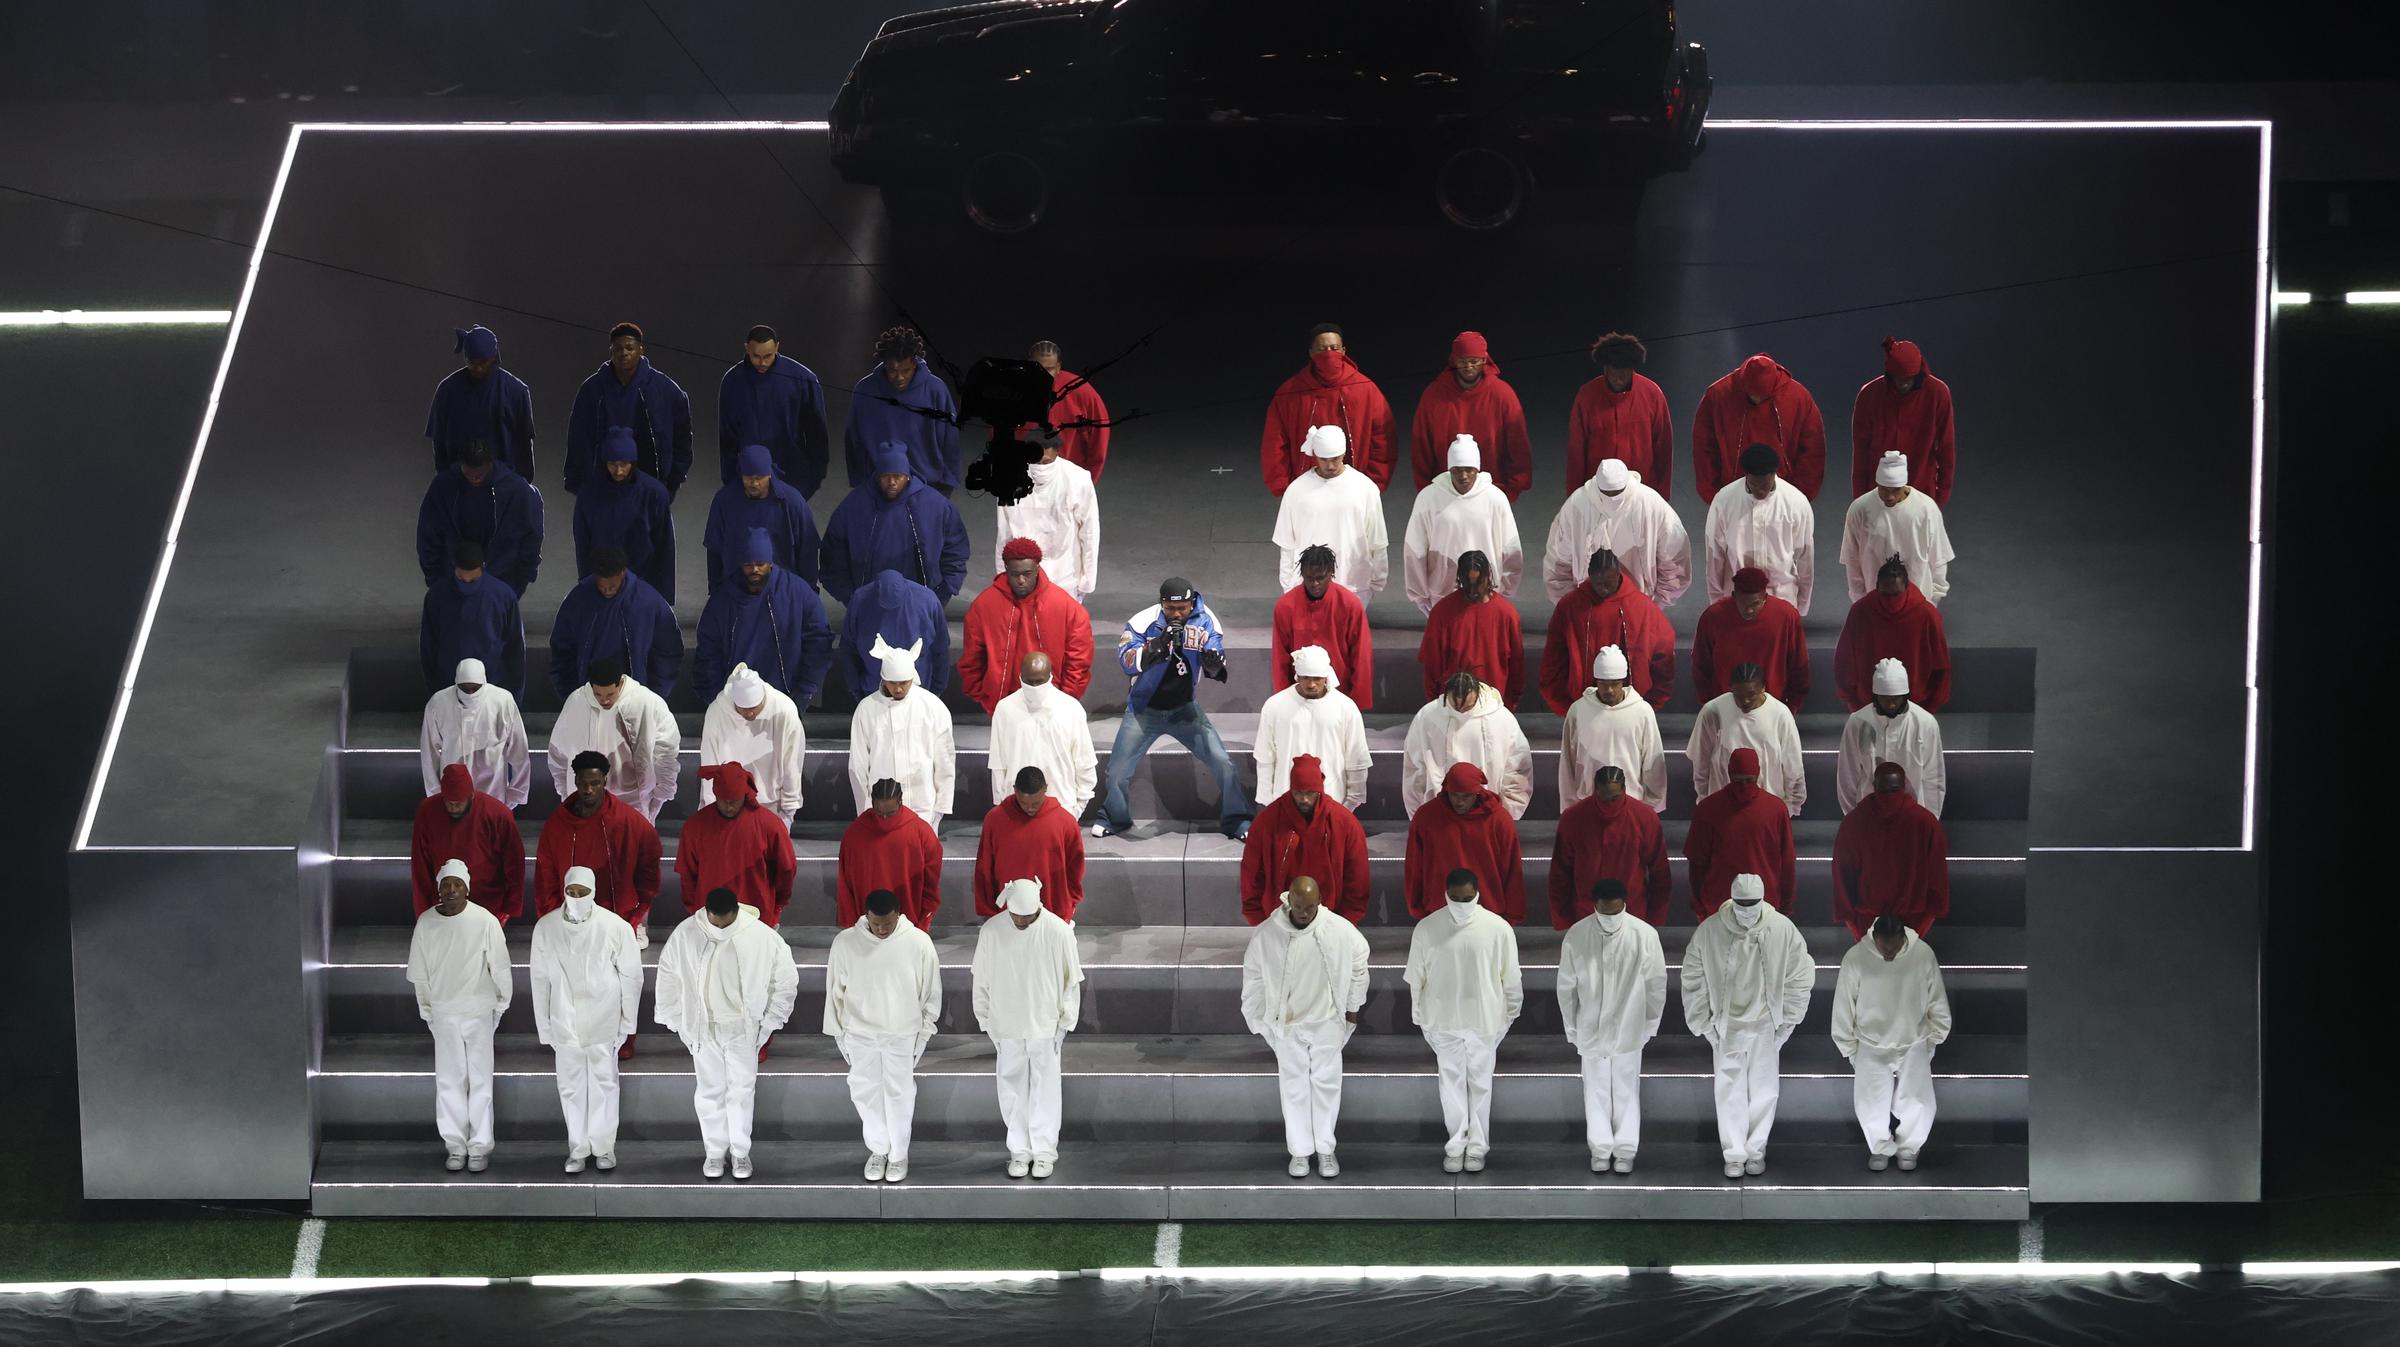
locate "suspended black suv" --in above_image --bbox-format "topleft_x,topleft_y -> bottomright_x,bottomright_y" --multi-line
829,0 -> 1709,236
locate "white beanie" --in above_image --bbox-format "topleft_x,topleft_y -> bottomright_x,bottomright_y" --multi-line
1001,878 -> 1043,916
1289,644 -> 1337,683
1729,873 -> 1765,903
1875,451 -> 1909,488
1446,434 -> 1481,469
435,858 -> 471,893
1871,658 -> 1910,697
561,865 -> 597,897
869,634 -> 922,686
1305,424 -> 1349,459
1591,644 -> 1629,680
1594,458 -> 1630,492
726,662 -> 766,709
453,658 -> 487,687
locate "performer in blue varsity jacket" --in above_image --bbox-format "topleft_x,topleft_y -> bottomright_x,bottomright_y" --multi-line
1093,577 -> 1252,841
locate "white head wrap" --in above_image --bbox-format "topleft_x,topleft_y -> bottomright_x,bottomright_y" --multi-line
562,865 -> 597,897
727,662 -> 766,709
435,858 -> 471,893
1591,644 -> 1629,680
1594,458 -> 1630,492
453,658 -> 487,687
1001,878 -> 1043,916
869,635 -> 922,686
1289,644 -> 1337,684
1875,451 -> 1909,488
1446,434 -> 1481,470
1305,424 -> 1349,459
1729,873 -> 1766,904
1872,658 -> 1910,697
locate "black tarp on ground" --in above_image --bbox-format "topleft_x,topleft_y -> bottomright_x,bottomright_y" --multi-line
4,1271 -> 2398,1346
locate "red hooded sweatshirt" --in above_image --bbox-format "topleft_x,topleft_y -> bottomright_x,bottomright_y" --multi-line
1683,775 -> 1798,919
1539,579 -> 1677,715
1566,370 -> 1675,497
1834,583 -> 1952,712
674,762 -> 797,925
1262,352 -> 1396,494
973,793 -> 1086,920
1419,586 -> 1525,706
410,764 -> 525,920
1549,790 -> 1673,929
1403,763 -> 1527,922
1270,577 -> 1376,711
835,803 -> 945,927
957,568 -> 1095,712
1691,592 -> 1812,706
1832,772 -> 1951,938
533,788 -> 662,924
1409,334 -> 1531,500
1238,756 -> 1370,924
1692,354 -> 1827,501
1849,339 -> 1955,504
1015,367 -> 1111,480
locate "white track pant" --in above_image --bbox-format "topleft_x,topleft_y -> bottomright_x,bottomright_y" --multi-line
1266,1019 -> 1353,1158
429,1011 -> 497,1157
552,1042 -> 621,1159
692,1024 -> 762,1160
1853,1042 -> 1937,1157
844,1033 -> 921,1161
1710,1027 -> 1783,1164
1579,1049 -> 1644,1161
992,1035 -> 1063,1161
1423,1028 -> 1502,1157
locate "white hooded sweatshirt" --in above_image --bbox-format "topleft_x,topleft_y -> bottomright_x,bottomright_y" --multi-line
699,668 -> 807,819
420,672 -> 532,809
1272,461 -> 1390,598
406,901 -> 513,1022
1836,699 -> 1947,817
1686,690 -> 1808,817
1831,928 -> 1953,1059
1840,486 -> 1954,606
996,456 -> 1102,601
1556,909 -> 1668,1057
1239,903 -> 1372,1035
1402,471 -> 1523,613
548,675 -> 683,818
823,913 -> 943,1044
848,681 -> 956,827
1253,682 -> 1372,809
1542,472 -> 1691,608
1704,476 -> 1816,615
989,679 -> 1100,819
1559,686 -> 1668,813
1681,902 -> 1814,1041
653,904 -> 799,1042
970,907 -> 1084,1040
1404,900 -> 1524,1037
528,899 -> 643,1049
1401,681 -> 1534,819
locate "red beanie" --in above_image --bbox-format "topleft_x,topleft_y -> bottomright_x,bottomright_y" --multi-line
439,763 -> 473,804
1732,567 -> 1769,595
1449,331 -> 1491,363
1288,754 -> 1326,793
1882,336 -> 1925,379
1727,748 -> 1761,778
1735,354 -> 1783,401
1001,536 -> 1044,565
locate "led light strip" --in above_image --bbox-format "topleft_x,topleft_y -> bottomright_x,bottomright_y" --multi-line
0,310 -> 232,326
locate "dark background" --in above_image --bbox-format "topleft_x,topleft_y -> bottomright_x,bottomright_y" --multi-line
0,0 -> 2387,1227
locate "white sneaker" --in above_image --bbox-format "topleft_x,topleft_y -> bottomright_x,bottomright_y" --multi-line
1590,1153 -> 1609,1173
1089,822 -> 1113,838
444,1153 -> 466,1173
1287,1156 -> 1312,1178
1030,1156 -> 1055,1179
731,1154 -> 754,1181
885,1157 -> 909,1183
1463,1152 -> 1487,1173
564,1155 -> 587,1174
1612,1156 -> 1633,1175
1316,1153 -> 1340,1179
1743,1157 -> 1766,1176
865,1153 -> 889,1182
1442,1153 -> 1465,1174
594,1153 -> 617,1172
703,1155 -> 727,1179
466,1153 -> 489,1174
1868,1153 -> 1891,1172
1897,1151 -> 1919,1172
1007,1154 -> 1032,1178
1724,1161 -> 1745,1179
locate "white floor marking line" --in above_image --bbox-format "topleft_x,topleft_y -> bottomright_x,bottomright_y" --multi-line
288,1219 -> 327,1279
1153,1222 -> 1184,1269
2018,1213 -> 2044,1263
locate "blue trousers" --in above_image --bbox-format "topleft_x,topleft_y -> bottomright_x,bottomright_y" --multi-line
1097,702 -> 1251,833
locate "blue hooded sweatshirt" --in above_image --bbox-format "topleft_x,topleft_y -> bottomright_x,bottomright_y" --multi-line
566,356 -> 694,497
571,427 -> 676,604
424,328 -> 536,477
694,527 -> 834,706
718,353 -> 831,498
837,569 -> 951,704
703,444 -> 821,596
843,362 -> 961,492
820,443 -> 971,606
417,459 -> 545,600
549,570 -> 684,704
421,571 -> 525,697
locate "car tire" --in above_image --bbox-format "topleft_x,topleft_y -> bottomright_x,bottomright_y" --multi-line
959,146 -> 1058,237
1432,144 -> 1533,233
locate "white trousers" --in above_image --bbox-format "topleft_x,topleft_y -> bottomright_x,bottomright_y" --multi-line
1423,1028 -> 1503,1157
552,1042 -> 621,1159
844,1032 -> 921,1161
692,1024 -> 761,1160
992,1035 -> 1063,1160
429,1011 -> 497,1157
1710,1027 -> 1784,1164
1853,1041 -> 1937,1157
1265,1018 -> 1353,1158
1578,1048 -> 1645,1161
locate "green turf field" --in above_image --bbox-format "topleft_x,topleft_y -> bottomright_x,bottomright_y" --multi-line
7,1077 -> 2395,1283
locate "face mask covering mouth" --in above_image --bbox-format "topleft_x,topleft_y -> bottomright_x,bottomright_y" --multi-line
1446,898 -> 1477,927
1731,900 -> 1764,929
706,920 -> 734,943
1310,350 -> 1347,381
564,894 -> 596,921
1595,909 -> 1624,933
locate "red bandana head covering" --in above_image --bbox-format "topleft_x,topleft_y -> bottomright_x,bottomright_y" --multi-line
1727,747 -> 1761,778
699,762 -> 756,805
1734,354 -> 1784,401
1882,336 -> 1925,380
1449,331 -> 1491,363
1288,754 -> 1326,793
439,763 -> 474,805
1001,536 -> 1045,564
1732,567 -> 1769,595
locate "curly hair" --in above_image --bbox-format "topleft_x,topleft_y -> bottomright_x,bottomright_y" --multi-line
874,324 -> 926,362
